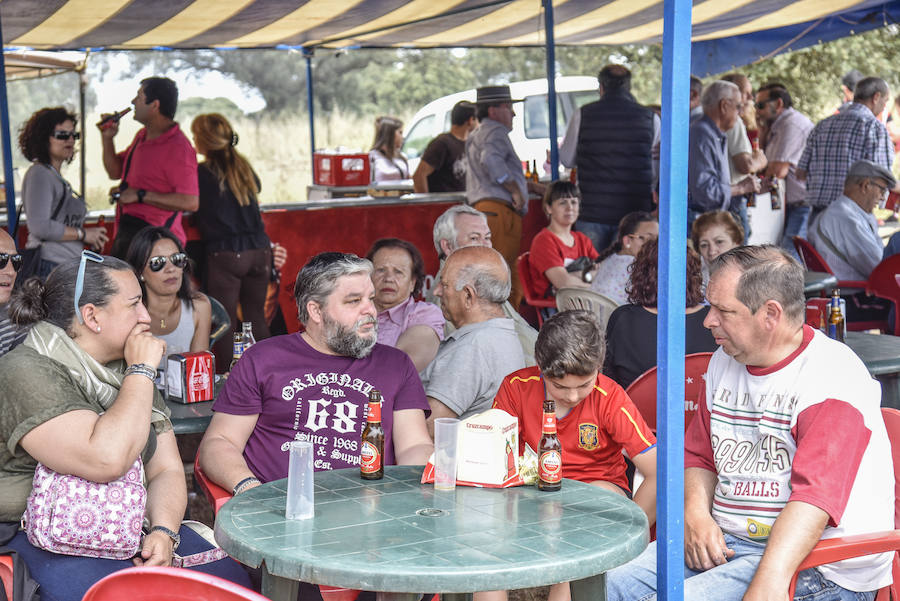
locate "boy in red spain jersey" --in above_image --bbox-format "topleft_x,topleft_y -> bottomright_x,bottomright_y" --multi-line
488,309 -> 657,601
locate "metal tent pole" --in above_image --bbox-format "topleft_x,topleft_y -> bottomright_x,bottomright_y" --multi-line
543,0 -> 558,180
657,0 -> 693,599
0,12 -> 17,235
304,47 -> 316,185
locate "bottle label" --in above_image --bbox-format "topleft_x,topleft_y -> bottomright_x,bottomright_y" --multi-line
539,450 -> 562,483
541,411 -> 557,434
232,342 -> 244,358
367,401 -> 382,422
360,441 -> 381,473
827,323 -> 838,339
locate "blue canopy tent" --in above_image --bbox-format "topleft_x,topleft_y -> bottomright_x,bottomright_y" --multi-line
1,2 -> 897,598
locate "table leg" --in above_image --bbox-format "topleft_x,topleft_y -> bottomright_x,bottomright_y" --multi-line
261,561 -> 300,601
570,573 -> 606,601
442,594 -> 473,601
878,374 -> 900,409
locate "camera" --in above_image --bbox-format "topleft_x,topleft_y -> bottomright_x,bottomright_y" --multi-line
109,191 -> 121,204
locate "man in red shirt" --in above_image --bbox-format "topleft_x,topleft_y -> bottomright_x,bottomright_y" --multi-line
100,77 -> 199,258
491,309 -> 657,601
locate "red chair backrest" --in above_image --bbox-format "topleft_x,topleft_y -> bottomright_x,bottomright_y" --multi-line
82,566 -> 271,601
0,555 -> 12,601
880,408 -> 900,530
193,456 -> 233,515
793,237 -> 833,274
624,352 -> 714,433
517,252 -> 552,306
867,255 -> 900,336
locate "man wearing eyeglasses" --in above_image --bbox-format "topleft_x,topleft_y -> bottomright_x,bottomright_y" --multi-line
755,84 -> 814,258
0,229 -> 25,356
100,77 -> 198,258
808,160 -> 894,322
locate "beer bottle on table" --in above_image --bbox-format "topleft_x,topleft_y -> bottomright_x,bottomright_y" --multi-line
229,332 -> 244,372
828,289 -> 845,343
241,321 -> 256,349
360,389 -> 385,480
524,161 -> 533,181
531,159 -> 539,183
538,399 -> 562,491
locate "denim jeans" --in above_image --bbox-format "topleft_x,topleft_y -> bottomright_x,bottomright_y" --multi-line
605,534 -> 876,601
574,220 -> 618,254
781,204 -> 812,260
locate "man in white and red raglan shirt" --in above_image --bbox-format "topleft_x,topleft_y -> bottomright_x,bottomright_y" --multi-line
100,76 -> 198,258
607,244 -> 893,601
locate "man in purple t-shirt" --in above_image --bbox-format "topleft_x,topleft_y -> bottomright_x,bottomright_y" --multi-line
198,252 -> 434,495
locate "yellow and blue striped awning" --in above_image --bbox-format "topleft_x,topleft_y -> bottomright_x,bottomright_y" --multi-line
0,0 -> 893,51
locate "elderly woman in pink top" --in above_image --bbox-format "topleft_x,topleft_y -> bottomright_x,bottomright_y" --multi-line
366,238 -> 443,371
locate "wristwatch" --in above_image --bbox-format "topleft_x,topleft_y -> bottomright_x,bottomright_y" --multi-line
137,189 -> 147,203
149,525 -> 180,550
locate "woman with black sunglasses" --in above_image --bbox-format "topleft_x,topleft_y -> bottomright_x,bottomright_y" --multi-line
19,107 -> 108,278
124,226 -> 211,374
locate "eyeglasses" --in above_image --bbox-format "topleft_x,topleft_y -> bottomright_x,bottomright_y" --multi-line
52,130 -> 81,141
147,252 -> 187,272
74,250 -> 104,324
0,252 -> 23,272
871,180 -> 890,198
754,99 -> 775,110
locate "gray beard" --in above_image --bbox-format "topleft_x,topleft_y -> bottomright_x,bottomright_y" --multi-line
323,314 -> 377,358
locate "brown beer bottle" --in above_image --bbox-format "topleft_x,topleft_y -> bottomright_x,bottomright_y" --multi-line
828,289 -> 845,343
531,159 -> 539,183
538,399 -> 562,491
360,389 -> 385,480
228,332 -> 244,372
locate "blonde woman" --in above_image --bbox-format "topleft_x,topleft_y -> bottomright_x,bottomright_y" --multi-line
191,113 -> 272,360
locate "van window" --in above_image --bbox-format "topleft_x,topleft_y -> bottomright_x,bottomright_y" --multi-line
522,91 -> 599,139
523,94 -> 569,139
403,114 -> 436,159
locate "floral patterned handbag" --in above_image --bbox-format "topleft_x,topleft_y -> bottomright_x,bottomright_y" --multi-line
22,458 -> 146,560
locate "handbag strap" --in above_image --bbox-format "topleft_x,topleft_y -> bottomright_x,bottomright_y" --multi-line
13,168 -> 68,238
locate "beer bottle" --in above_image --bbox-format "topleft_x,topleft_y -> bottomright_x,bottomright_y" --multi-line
769,176 -> 782,211
229,332 -> 244,372
524,161 -> 533,181
242,321 -> 256,349
828,289 -> 845,343
531,159 -> 539,183
360,389 -> 385,480
538,399 -> 562,491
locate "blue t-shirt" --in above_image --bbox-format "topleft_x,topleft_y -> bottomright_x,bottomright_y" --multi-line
214,332 -> 430,482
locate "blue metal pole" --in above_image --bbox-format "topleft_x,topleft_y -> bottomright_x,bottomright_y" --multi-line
0,12 -> 17,235
543,0 -> 558,181
304,47 -> 316,184
658,0 -> 692,599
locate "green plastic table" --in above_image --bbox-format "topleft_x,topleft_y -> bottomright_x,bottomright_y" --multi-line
845,331 -> 900,409
166,398 -> 214,435
214,466 -> 649,601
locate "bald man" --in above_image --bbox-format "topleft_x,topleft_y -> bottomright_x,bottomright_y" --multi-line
0,229 -> 25,356
421,246 -> 526,436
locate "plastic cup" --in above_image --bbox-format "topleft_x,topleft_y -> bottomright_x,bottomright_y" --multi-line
434,418 -> 459,491
285,441 -> 314,520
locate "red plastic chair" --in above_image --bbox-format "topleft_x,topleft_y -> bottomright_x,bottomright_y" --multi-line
516,252 -> 556,326
788,407 -> 900,600
793,237 -> 888,332
624,352 -> 714,433
82,566 -> 269,601
867,254 -> 900,336
192,457 -> 360,601
0,555 -> 13,601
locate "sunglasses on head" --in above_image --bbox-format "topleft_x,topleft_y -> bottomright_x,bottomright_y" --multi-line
52,131 -> 80,141
74,250 -> 104,324
148,252 -> 187,272
0,252 -> 23,272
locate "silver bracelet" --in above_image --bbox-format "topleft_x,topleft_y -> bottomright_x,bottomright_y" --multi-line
124,363 -> 156,382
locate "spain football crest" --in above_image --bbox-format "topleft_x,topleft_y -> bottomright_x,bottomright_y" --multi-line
578,423 -> 599,450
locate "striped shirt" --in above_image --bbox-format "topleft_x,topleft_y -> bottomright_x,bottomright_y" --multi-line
797,103 -> 894,209
0,308 -> 25,357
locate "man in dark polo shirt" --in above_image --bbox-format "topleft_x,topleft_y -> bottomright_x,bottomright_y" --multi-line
413,101 -> 476,193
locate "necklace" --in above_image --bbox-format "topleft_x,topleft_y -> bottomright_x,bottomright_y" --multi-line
152,297 -> 180,330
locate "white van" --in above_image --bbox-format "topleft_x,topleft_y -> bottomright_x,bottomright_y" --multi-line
401,76 -> 599,176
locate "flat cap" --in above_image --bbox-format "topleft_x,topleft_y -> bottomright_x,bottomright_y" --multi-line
848,159 -> 896,189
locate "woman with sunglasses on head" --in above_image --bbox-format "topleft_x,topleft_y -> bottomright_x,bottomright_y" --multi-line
590,211 -> 658,306
0,253 -> 250,600
125,227 -> 211,370
19,107 -> 108,278
191,113 -> 272,364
